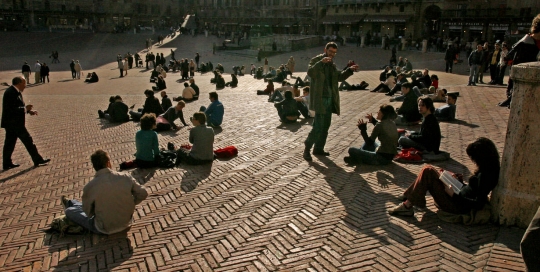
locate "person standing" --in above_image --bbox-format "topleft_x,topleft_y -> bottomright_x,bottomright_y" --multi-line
195,53 -> 200,69
128,52 -> 134,69
70,60 -> 76,79
40,63 -> 50,83
287,56 -> 295,75
118,58 -> 124,77
444,45 -> 455,73
303,42 -> 358,161
467,44 -> 483,86
123,58 -> 129,76
34,60 -> 41,84
496,43 -> 509,85
21,61 -> 31,83
74,60 -> 82,79
1,76 -> 50,170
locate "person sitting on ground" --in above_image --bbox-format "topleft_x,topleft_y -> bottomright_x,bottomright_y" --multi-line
199,62 -> 207,73
339,80 -> 369,91
294,87 -> 313,118
176,112 -> 215,165
216,63 -> 224,73
274,90 -> 300,123
343,60 -> 357,70
379,66 -> 392,82
199,92 -> 224,128
152,75 -> 166,91
150,66 -> 161,82
250,64 -> 256,75
403,58 -> 413,72
215,73 -> 225,89
344,104 -> 398,165
270,68 -> 287,83
398,96 -> 441,153
156,101 -> 189,131
385,73 -> 408,96
210,70 -> 220,83
98,95 -> 129,122
255,67 -> 264,79
98,96 -> 115,119
371,72 -> 396,93
263,67 -> 277,79
389,137 -> 500,217
434,93 -> 457,121
257,81 -> 274,95
293,74 -> 311,87
239,65 -> 245,76
135,113 -> 161,168
85,72 -> 99,83
189,78 -> 199,99
430,74 -> 439,89
174,82 -> 196,101
427,87 -> 447,102
225,74 -> 238,87
61,150 -> 148,234
129,90 -> 164,121
160,91 -> 172,111
269,81 -> 293,102
397,56 -> 405,68
394,83 -> 422,125
419,69 -> 432,89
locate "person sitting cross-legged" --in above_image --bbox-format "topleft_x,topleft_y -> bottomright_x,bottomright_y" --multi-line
434,93 -> 457,121
61,150 -> 148,234
98,95 -> 129,123
174,82 -> 196,102
269,81 -> 293,102
134,113 -> 161,168
274,90 -> 300,123
398,96 -> 441,154
389,137 -> 500,217
129,90 -> 164,122
176,112 -> 215,165
152,75 -> 166,91
294,87 -> 313,118
344,104 -> 398,165
155,101 -> 189,131
224,74 -> 238,87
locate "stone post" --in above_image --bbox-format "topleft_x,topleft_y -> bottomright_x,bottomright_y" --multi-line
422,39 -> 428,53
401,38 -> 406,51
491,62 -> 540,228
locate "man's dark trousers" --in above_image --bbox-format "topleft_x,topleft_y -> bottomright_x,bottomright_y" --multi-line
521,206 -> 540,271
3,126 -> 43,167
305,97 -> 332,152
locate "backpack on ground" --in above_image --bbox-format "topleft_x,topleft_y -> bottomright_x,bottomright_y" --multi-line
47,215 -> 86,236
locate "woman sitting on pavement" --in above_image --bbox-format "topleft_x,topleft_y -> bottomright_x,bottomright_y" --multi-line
135,113 -> 161,168
257,81 -> 274,95
225,74 -> 238,87
156,101 -> 188,131
344,104 -> 398,165
389,137 -> 500,217
129,90 -> 164,121
152,75 -> 167,91
85,72 -> 99,83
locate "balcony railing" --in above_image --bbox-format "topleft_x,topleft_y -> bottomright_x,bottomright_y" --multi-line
442,8 -> 513,19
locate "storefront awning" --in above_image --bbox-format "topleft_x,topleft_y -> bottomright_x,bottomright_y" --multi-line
364,15 -> 409,23
322,15 -> 365,25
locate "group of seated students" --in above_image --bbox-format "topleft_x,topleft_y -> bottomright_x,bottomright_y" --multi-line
98,95 -> 129,122
341,94 -> 498,219
198,61 -> 213,73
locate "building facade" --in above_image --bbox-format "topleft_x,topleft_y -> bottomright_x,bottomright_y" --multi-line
0,0 -> 184,32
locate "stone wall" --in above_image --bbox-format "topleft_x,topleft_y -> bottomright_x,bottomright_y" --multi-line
491,62 -> 540,228
250,35 -> 321,52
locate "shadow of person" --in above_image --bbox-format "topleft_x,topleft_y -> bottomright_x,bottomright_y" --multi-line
48,232 -> 133,271
130,168 -> 156,185
99,119 -> 127,130
179,163 -> 212,192
450,119 -> 480,128
276,119 -> 308,132
310,156 -> 414,246
0,166 -> 34,183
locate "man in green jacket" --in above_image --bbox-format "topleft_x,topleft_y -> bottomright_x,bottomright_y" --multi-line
304,42 -> 358,161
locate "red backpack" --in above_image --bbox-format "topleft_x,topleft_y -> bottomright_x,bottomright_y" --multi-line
214,146 -> 238,158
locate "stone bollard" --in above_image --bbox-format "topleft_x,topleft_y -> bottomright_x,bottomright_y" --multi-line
361,36 -> 365,48
491,62 -> 540,228
422,39 -> 428,53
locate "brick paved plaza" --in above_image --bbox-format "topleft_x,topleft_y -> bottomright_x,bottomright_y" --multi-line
0,32 -> 527,271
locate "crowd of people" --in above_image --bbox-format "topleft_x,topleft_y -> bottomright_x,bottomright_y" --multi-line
5,16 -> 540,268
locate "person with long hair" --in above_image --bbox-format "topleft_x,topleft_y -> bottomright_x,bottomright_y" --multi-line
389,137 -> 500,217
345,104 -> 398,165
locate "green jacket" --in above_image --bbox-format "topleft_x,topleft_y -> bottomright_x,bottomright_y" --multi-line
307,54 -> 354,115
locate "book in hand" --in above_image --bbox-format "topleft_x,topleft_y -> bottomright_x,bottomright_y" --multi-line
439,170 -> 463,195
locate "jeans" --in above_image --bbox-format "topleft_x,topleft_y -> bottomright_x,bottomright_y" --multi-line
305,97 -> 332,151
64,199 -> 103,234
469,64 -> 479,84
398,135 -> 426,151
348,142 -> 392,165
269,91 -> 284,102
129,110 -> 143,121
497,65 -> 507,84
445,60 -> 453,73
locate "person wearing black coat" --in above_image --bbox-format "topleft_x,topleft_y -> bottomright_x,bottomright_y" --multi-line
398,96 -> 441,153
40,63 -> 50,83
498,18 -> 540,107
444,45 -> 455,73
1,77 -> 50,170
129,90 -> 164,121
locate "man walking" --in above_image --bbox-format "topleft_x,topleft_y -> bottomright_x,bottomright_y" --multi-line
21,61 -> 31,83
468,44 -> 483,86
303,42 -> 358,161
61,150 -> 148,234
2,77 -> 50,170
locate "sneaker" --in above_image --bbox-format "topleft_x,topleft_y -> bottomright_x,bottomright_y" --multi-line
60,196 -> 70,210
397,195 -> 407,201
388,202 -> 414,217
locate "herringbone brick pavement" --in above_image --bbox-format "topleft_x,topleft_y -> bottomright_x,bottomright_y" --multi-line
0,33 -> 526,271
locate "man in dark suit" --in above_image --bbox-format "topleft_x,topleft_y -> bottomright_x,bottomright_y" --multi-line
2,76 -> 50,170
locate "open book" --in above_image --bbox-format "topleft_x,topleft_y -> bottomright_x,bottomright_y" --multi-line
439,170 -> 463,195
